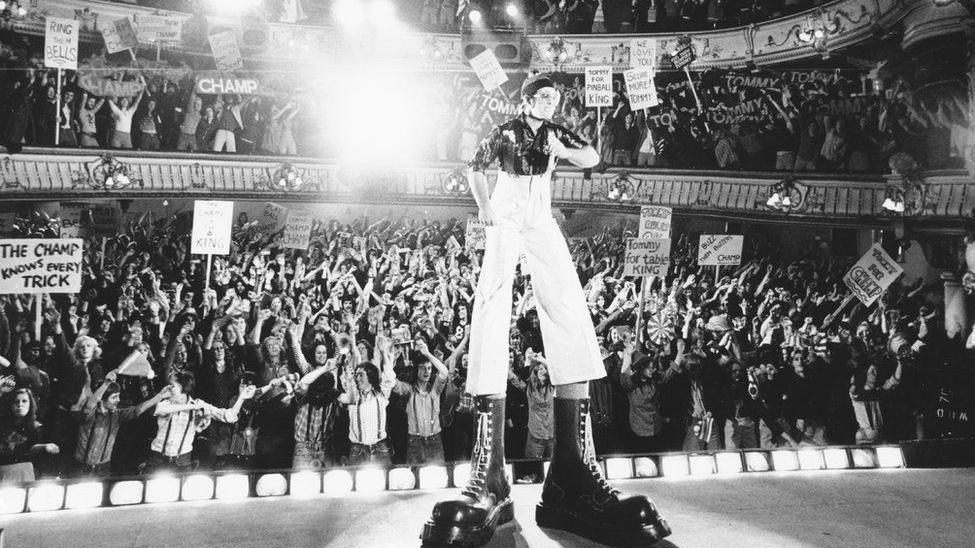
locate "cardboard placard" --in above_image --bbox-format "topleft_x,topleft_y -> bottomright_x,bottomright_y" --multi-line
697,234 -> 743,266
623,68 -> 659,110
465,218 -> 486,251
78,73 -> 143,98
623,238 -> 671,278
0,239 -> 83,294
672,44 -> 695,70
44,17 -> 79,71
258,202 -> 288,234
282,208 -> 312,250
843,244 -> 904,306
208,31 -> 243,72
585,66 -> 613,107
630,38 -> 658,70
191,200 -> 234,255
638,206 -> 672,239
101,17 -> 138,54
469,49 -> 508,91
136,14 -> 183,43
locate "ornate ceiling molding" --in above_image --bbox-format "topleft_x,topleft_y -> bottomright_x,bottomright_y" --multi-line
9,0 -> 932,71
1,150 -> 971,221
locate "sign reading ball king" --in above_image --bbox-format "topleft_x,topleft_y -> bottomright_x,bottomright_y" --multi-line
0,239 -> 84,294
191,200 -> 234,255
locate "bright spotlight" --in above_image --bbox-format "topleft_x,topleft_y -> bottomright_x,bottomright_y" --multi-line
27,483 -> 65,512
605,458 -> 634,480
290,471 -> 322,498
851,448 -> 877,468
388,468 -> 417,491
876,447 -> 905,468
181,475 -> 215,501
109,481 -> 144,506
468,9 -> 482,23
633,457 -> 659,478
689,454 -> 716,476
452,462 -> 471,488
660,455 -> 689,477
715,452 -> 743,475
771,450 -> 799,472
355,467 -> 386,493
823,448 -> 850,469
0,486 -> 27,514
505,2 -> 519,17
418,466 -> 449,490
215,474 -> 250,500
255,474 -> 288,497
370,0 -> 396,22
65,482 -> 104,509
744,451 -> 770,472
798,449 -> 825,470
145,474 -> 180,504
323,470 -> 354,496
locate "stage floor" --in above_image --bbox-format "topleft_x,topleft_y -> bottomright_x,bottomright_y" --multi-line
5,468 -> 975,547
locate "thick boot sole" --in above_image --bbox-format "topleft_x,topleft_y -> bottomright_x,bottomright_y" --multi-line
420,498 -> 515,547
536,502 -> 671,547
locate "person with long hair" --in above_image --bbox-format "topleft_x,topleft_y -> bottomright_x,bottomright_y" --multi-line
391,339 -> 449,464
0,388 -> 59,482
620,340 -> 681,453
338,357 -> 395,466
507,351 -> 555,459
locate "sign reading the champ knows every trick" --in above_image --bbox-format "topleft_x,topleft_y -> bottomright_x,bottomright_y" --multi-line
0,239 -> 84,294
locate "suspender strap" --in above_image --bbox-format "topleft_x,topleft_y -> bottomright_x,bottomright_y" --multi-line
82,418 -> 98,464
177,409 -> 195,456
99,415 -> 116,463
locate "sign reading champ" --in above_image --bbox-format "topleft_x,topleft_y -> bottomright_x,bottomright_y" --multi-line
136,14 -> 183,43
191,200 -> 234,255
44,17 -> 79,70
624,238 -> 670,277
0,239 -> 83,294
698,234 -> 744,266
585,66 -> 613,107
195,73 -> 259,95
638,206 -> 672,239
843,243 -> 903,306
282,208 -> 312,250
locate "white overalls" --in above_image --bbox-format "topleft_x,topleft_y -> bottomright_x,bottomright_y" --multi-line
466,166 -> 606,395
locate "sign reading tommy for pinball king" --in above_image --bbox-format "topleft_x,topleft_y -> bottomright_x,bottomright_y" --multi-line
0,239 -> 83,293
191,200 -> 234,255
697,234 -> 743,266
585,66 -> 613,108
843,243 -> 903,306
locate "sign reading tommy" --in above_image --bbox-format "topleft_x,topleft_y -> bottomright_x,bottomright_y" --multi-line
697,234 -> 743,266
843,243 -> 903,306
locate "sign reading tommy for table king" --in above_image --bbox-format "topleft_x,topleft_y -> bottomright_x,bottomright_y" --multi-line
623,238 -> 670,278
191,200 -> 234,255
697,234 -> 743,266
843,243 -> 903,306
0,239 -> 83,294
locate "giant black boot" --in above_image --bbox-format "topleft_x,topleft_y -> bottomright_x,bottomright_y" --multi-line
537,398 -> 671,546
421,396 -> 512,547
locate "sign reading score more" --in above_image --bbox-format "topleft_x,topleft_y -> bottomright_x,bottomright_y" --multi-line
191,200 -> 234,255
0,239 -> 83,294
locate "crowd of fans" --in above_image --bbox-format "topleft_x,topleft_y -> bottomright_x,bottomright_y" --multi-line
1,204 -> 973,483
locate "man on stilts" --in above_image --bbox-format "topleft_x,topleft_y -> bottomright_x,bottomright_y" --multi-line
421,74 -> 671,546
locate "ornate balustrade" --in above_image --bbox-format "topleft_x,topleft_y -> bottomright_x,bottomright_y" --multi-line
6,0 -> 933,71
2,149 -> 972,223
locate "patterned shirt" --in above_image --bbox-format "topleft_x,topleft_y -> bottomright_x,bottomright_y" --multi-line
395,376 -> 447,437
467,114 -> 588,176
348,376 -> 394,446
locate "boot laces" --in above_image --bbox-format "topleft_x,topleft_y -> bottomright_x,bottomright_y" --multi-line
582,415 -> 619,497
461,411 -> 492,500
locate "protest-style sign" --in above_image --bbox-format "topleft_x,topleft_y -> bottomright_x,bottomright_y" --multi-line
843,243 -> 904,306
638,206 -> 672,239
59,203 -> 87,238
87,204 -> 120,237
208,31 -> 243,72
469,49 -> 508,91
195,73 -> 259,95
697,234 -> 744,266
585,66 -> 613,107
78,73 -> 143,98
101,17 -> 138,54
44,17 -> 79,71
282,208 -> 312,250
136,14 -> 183,43
623,68 -> 659,110
191,200 -> 234,255
258,202 -> 288,234
630,38 -> 657,70
466,218 -> 486,250
623,238 -> 671,278
671,44 -> 695,70
0,239 -> 83,294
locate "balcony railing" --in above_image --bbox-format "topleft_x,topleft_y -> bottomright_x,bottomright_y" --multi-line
2,148 -> 972,222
